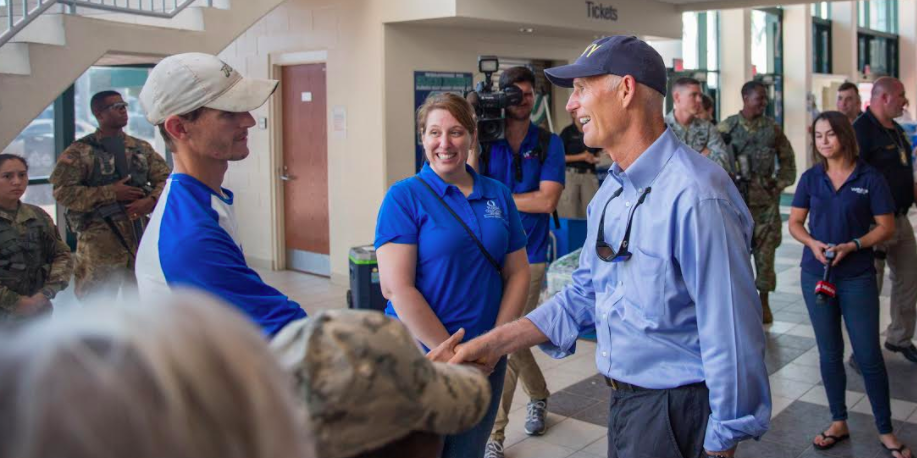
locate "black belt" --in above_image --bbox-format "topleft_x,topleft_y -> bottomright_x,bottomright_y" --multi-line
566,167 -> 594,174
604,377 -> 651,391
605,377 -> 706,392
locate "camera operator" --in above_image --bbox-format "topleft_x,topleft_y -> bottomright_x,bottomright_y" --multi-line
788,111 -> 905,456
468,66 -> 565,458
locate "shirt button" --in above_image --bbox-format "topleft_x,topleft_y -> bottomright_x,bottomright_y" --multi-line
625,201 -> 631,207
637,188 -> 643,193
618,281 -> 623,286
602,313 -> 607,319
602,351 -> 608,357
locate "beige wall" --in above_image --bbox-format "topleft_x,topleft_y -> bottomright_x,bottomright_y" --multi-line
218,0 -> 387,280
783,4 -> 813,190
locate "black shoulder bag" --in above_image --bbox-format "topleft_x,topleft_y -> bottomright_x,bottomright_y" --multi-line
413,177 -> 503,275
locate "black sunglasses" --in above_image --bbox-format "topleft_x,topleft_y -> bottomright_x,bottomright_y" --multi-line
596,187 -> 652,262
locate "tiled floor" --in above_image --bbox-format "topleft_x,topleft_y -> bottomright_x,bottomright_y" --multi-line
258,209 -> 917,458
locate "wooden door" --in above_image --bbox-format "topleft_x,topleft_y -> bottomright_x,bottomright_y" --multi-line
281,63 -> 329,275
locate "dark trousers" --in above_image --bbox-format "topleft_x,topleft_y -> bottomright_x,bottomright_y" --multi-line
801,270 -> 893,434
607,382 -> 710,458
441,357 -> 507,458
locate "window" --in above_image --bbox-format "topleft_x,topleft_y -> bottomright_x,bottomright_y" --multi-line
813,17 -> 832,74
678,11 -> 721,120
751,8 -> 784,126
859,0 -> 898,33
811,2 -> 831,19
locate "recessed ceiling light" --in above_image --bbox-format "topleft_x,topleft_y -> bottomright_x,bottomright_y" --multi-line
520,27 -> 534,33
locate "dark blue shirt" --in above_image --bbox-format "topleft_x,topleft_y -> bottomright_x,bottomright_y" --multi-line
374,164 -> 527,342
482,124 -> 565,264
853,108 -> 914,212
792,161 -> 896,279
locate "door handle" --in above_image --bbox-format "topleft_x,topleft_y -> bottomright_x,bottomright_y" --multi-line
280,174 -> 295,181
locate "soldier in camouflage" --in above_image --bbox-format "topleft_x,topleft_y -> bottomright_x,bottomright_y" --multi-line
665,77 -> 733,175
718,81 -> 797,323
0,154 -> 72,320
270,309 -> 491,458
50,91 -> 170,300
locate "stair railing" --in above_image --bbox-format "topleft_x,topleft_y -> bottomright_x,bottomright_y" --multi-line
1,0 -> 212,49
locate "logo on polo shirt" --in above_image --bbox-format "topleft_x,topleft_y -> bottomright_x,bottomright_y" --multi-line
484,200 -> 505,220
851,187 -> 869,195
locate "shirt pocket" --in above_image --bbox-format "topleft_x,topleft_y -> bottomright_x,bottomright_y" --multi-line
624,246 -> 668,319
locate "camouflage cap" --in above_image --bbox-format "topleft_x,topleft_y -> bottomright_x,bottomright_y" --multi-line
270,310 -> 491,458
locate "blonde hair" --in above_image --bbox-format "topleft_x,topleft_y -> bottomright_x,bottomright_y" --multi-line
0,291 -> 315,458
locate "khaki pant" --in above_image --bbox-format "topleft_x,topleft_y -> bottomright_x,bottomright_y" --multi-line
875,214 -> 917,347
557,169 -> 599,219
491,262 -> 550,442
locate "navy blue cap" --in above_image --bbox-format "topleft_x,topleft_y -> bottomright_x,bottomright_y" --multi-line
544,36 -> 667,95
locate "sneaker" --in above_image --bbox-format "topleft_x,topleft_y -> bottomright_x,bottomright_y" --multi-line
885,342 -> 917,363
484,440 -> 504,458
848,355 -> 861,375
524,398 -> 548,436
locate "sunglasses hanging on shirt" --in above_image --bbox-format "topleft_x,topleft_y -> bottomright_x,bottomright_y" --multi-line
595,187 -> 652,262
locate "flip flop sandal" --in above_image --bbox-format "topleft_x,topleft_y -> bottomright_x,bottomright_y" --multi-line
813,433 -> 850,450
881,443 -> 911,458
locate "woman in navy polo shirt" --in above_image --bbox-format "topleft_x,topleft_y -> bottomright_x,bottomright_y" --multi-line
374,93 -> 530,458
789,111 -> 910,457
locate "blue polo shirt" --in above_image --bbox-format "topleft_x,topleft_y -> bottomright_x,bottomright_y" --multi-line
792,161 -> 895,279
374,164 -> 527,342
482,124 -> 565,264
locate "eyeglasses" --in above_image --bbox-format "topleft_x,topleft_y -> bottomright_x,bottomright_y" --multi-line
595,186 -> 651,262
103,102 -> 129,111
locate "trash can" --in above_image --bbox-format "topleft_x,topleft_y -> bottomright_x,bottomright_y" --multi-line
347,245 -> 386,312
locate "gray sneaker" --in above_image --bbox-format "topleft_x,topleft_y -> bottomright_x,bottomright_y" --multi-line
484,440 -> 504,458
524,398 -> 548,435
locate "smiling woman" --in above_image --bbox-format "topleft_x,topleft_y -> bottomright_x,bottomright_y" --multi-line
374,93 -> 531,458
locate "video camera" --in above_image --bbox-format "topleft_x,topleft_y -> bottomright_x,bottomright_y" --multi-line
465,56 -> 523,143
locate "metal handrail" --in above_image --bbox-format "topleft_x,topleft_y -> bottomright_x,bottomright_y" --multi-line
1,0 -> 212,49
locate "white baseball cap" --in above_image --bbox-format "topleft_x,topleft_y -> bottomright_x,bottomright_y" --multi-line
140,52 -> 278,125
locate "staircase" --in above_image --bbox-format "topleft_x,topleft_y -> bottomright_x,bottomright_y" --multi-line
0,0 -> 288,149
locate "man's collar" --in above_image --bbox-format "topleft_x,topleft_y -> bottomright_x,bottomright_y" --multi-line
609,128 -> 676,191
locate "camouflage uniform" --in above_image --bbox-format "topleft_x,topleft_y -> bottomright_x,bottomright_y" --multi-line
49,131 -> 170,300
717,114 -> 796,292
270,310 -> 491,458
665,111 -> 734,175
0,203 -> 73,319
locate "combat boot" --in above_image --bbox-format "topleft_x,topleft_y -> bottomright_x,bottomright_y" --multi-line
760,291 -> 773,324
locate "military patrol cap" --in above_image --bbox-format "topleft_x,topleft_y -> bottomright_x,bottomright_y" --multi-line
140,52 -> 278,125
270,310 -> 491,458
545,35 -> 667,95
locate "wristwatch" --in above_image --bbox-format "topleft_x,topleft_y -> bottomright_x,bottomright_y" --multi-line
706,453 -> 730,458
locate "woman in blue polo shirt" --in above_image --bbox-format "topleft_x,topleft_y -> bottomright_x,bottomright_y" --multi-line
789,111 -> 909,457
374,93 -> 530,458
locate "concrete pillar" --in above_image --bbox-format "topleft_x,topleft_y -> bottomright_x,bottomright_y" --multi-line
719,8 -> 752,118
899,0 -> 917,119
783,4 -> 813,186
831,1 -> 859,80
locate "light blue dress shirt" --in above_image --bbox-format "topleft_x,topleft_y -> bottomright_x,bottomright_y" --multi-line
527,129 -> 771,452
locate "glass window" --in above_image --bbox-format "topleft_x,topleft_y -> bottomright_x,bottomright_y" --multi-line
858,0 -> 899,33
21,183 -> 57,225
811,2 -> 831,19
751,10 -> 778,75
1,104 -> 55,179
813,19 -> 832,74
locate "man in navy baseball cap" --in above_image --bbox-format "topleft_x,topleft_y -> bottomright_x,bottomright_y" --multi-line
449,35 -> 771,458
544,35 -> 667,94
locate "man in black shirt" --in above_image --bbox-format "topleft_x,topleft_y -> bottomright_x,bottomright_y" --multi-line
557,113 -> 601,218
853,76 -> 917,363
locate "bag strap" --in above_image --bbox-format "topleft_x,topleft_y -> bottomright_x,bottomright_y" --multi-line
413,177 -> 502,275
